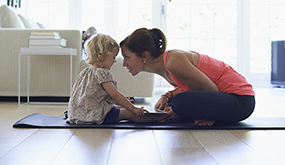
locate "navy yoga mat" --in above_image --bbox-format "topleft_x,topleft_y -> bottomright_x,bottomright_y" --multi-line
13,113 -> 285,130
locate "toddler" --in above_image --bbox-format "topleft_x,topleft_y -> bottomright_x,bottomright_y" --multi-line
67,33 -> 159,124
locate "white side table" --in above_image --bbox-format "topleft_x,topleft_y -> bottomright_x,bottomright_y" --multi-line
18,48 -> 77,106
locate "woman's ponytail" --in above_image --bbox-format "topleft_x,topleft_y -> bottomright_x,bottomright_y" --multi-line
120,27 -> 167,59
149,28 -> 167,58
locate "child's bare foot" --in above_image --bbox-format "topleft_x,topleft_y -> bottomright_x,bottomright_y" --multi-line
194,119 -> 216,126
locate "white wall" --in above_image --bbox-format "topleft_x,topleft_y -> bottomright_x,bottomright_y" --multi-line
0,0 -> 6,5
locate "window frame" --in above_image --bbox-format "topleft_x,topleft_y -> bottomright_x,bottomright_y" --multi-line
23,0 -> 273,88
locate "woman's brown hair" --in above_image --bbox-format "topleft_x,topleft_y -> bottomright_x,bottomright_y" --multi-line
120,27 -> 167,59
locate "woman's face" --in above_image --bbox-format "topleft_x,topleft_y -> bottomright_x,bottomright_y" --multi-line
121,45 -> 144,76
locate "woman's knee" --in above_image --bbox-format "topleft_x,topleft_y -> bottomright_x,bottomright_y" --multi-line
171,93 -> 185,116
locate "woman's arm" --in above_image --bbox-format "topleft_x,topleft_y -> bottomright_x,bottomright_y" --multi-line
163,88 -> 181,99
155,88 -> 180,110
166,51 -> 219,92
101,81 -> 148,116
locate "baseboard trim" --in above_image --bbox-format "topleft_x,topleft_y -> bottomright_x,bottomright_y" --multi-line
0,96 -> 70,102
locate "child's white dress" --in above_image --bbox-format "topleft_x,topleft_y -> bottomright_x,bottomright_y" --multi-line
67,67 -> 117,124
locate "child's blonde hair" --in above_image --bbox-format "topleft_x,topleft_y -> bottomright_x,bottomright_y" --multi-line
84,33 -> 119,65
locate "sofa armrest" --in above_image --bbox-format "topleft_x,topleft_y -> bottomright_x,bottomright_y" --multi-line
111,56 -> 154,97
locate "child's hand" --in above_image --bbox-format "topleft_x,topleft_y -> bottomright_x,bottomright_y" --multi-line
132,107 -> 149,116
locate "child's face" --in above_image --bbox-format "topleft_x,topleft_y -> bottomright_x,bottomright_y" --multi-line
102,49 -> 119,70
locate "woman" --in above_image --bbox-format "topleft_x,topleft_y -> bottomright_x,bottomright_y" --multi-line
120,27 -> 255,126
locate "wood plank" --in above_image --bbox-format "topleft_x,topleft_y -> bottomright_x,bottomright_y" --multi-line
0,126 -> 38,158
253,88 -> 285,117
159,148 -> 218,165
51,129 -> 113,165
0,106 -> 65,129
0,103 -> 66,125
107,129 -> 162,165
154,130 -> 218,165
0,102 -> 18,111
0,86 -> 284,165
266,130 -> 285,141
230,130 -> 285,164
154,130 -> 203,148
0,129 -> 75,165
0,103 -> 67,159
192,130 -> 270,165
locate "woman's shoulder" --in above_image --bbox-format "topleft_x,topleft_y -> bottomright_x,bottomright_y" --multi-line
167,49 -> 198,58
166,49 -> 199,67
166,49 -> 183,55
164,50 -> 184,63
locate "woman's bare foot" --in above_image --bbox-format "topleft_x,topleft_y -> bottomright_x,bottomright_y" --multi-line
194,119 -> 216,126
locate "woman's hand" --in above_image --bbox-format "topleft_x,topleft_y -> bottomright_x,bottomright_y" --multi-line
155,96 -> 169,110
157,107 -> 179,123
132,107 -> 149,116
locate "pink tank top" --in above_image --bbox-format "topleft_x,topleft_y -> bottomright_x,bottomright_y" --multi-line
163,51 -> 255,95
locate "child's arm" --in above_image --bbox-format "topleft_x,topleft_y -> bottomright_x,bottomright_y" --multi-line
101,81 -> 149,116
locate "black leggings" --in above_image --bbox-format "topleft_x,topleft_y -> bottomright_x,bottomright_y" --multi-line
171,91 -> 255,124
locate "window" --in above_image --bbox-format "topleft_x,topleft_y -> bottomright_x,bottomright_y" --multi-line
250,0 -> 285,74
25,0 -> 69,29
25,0 -> 285,87
81,0 -> 152,42
165,0 -> 285,87
167,0 -> 237,68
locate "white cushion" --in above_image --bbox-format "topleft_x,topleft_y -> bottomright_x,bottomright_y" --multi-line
18,14 -> 39,29
37,22 -> 50,29
0,4 -> 25,28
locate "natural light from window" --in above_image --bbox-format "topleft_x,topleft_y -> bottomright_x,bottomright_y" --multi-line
25,0 -> 285,87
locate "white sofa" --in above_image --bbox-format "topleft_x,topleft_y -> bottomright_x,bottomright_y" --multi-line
80,57 -> 155,97
0,4 -> 154,99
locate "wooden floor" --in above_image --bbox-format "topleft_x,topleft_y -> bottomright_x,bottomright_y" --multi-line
1,88 -> 285,165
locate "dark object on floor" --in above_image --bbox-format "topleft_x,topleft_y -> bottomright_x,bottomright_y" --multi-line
13,113 -> 285,130
64,110 -> 68,119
